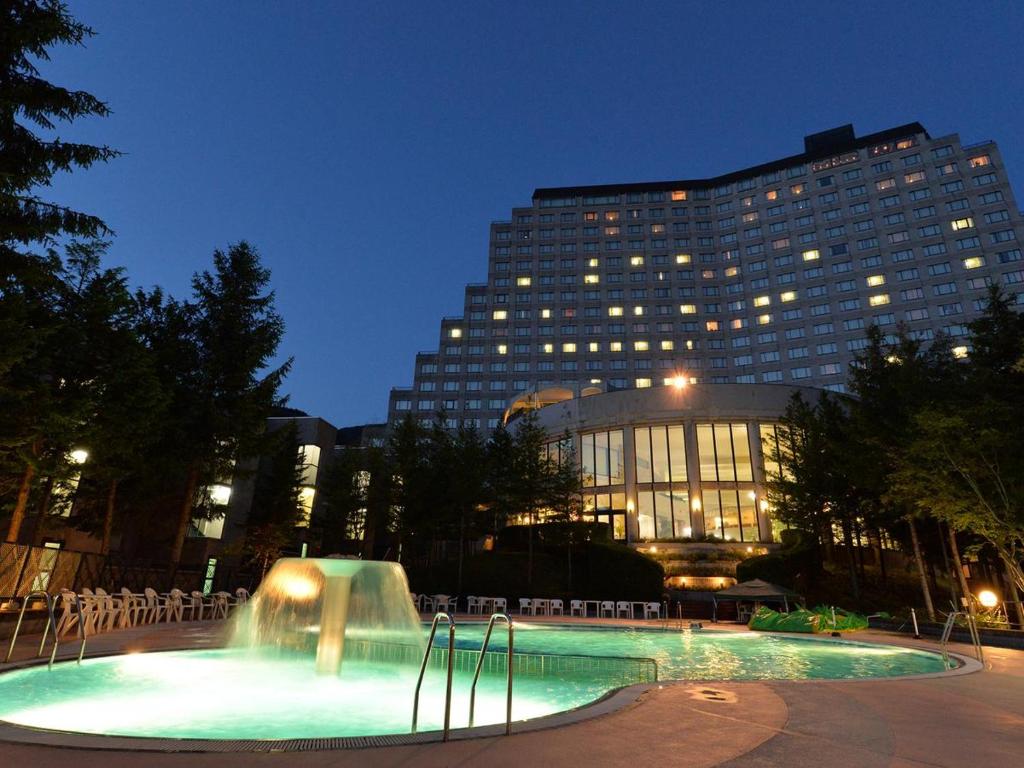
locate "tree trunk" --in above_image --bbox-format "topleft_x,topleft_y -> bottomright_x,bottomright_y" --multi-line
840,514 -> 859,599
936,520 -> 957,606
1003,561 -> 1024,630
170,464 -> 200,568
942,528 -> 966,610
35,475 -> 55,517
874,528 -> 888,587
456,512 -> 465,595
5,462 -> 36,543
908,517 -> 935,622
527,513 -> 534,588
101,478 -> 119,555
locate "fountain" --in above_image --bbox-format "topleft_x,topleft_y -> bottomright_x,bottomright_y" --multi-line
233,557 -> 424,675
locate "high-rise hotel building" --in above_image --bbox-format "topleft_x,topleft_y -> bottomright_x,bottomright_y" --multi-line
387,122 -> 1024,434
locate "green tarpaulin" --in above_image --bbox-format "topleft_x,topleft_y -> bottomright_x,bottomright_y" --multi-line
748,605 -> 869,633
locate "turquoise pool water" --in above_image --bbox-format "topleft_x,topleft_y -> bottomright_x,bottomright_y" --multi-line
445,623 -> 949,680
0,625 -> 948,740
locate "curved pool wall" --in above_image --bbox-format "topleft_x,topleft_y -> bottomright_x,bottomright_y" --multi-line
0,623 -> 955,744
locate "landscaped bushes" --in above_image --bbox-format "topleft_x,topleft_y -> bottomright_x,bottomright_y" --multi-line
735,530 -> 818,588
406,524 -> 663,601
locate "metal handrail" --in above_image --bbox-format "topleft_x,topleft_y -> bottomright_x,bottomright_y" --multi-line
468,613 -> 513,733
411,612 -> 455,740
940,610 -> 984,665
4,591 -> 59,668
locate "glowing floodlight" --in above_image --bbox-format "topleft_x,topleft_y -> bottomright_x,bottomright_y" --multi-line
977,590 -> 999,608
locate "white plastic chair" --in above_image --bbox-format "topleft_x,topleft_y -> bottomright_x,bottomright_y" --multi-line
432,594 -> 452,613
93,588 -> 119,632
190,590 -> 216,620
549,599 -> 564,616
599,600 -> 615,617
570,599 -> 585,617
141,587 -> 168,624
78,588 -> 104,635
235,587 -> 250,605
165,589 -> 185,622
493,597 -> 507,613
211,592 -> 231,619
119,588 -> 143,627
616,601 -> 632,619
644,602 -> 661,619
55,589 -> 82,637
518,598 -> 533,616
466,595 -> 479,615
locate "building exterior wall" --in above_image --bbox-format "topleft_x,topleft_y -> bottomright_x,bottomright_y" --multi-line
521,383 -> 824,545
387,122 -> 1024,433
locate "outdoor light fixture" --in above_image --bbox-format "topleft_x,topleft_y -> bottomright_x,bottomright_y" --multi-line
978,589 -> 999,608
692,497 -> 702,511
649,545 -> 658,553
69,449 -> 89,465
671,375 -> 687,390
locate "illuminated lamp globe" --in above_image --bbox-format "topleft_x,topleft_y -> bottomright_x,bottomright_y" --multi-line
671,375 -> 688,390
69,449 -> 89,465
978,590 -> 999,608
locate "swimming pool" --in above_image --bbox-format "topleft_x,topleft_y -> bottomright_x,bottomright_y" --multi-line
0,623 -> 950,742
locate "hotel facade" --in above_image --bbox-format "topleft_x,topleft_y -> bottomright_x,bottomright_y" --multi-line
386,122 -> 1024,543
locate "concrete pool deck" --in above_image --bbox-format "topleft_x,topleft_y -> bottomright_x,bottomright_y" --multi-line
1,617 -> 1021,767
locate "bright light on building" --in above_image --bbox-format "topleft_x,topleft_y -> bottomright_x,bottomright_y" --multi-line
209,484 -> 232,506
671,375 -> 688,390
978,589 -> 999,608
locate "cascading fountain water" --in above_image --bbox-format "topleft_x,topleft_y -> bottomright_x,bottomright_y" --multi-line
233,557 -> 424,675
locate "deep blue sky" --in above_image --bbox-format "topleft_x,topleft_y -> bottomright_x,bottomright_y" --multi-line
46,1 -> 1024,427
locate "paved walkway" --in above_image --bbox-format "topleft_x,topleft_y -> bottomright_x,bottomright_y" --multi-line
1,618 -> 1022,767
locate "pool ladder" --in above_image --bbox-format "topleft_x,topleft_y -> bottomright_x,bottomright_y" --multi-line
412,612 -> 514,741
3,590 -> 87,668
940,611 -> 984,666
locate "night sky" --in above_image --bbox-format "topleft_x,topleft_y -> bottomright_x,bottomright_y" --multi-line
47,1 -> 1024,428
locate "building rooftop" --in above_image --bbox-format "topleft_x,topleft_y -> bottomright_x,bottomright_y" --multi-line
532,122 -> 929,200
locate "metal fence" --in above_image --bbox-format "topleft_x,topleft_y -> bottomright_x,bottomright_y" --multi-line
0,543 -> 255,598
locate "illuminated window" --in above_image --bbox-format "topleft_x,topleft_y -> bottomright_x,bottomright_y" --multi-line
540,308 -> 551,319
297,486 -> 316,527
675,253 -> 691,264
588,341 -> 601,352
952,345 -> 969,358
671,190 -> 687,201
868,293 -> 890,306
562,342 -> 576,353
609,341 -> 623,352
584,273 -> 600,283
725,266 -> 740,277
492,310 -> 507,320
951,217 -> 975,231
449,328 -> 462,338
790,183 -> 806,195
630,255 -> 644,266
659,339 -> 675,351
963,256 -> 984,269
605,226 -> 620,235
542,343 -> 553,353
587,257 -> 600,267
780,291 -> 797,302
584,212 -> 597,222
801,249 -> 820,262
634,340 -> 649,351
866,274 -> 885,287
904,171 -> 926,184
706,320 -> 720,331
968,155 -> 991,168
679,304 -> 696,314
516,276 -> 532,286
765,189 -> 779,200
757,313 -> 772,325
636,378 -> 652,388
753,295 -> 770,307
633,306 -> 645,316
608,306 -> 624,316
729,318 -> 746,330
604,211 -> 619,221
496,343 -> 508,354
876,178 -> 896,190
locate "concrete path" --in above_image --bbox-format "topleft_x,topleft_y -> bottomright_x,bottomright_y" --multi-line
1,619 -> 1021,767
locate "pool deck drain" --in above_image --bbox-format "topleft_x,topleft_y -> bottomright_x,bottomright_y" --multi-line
0,618 -> 1020,767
